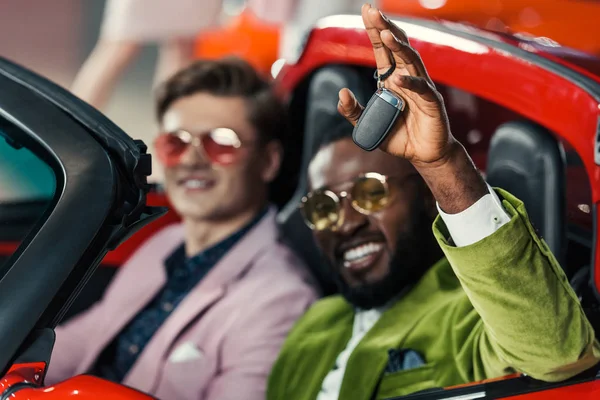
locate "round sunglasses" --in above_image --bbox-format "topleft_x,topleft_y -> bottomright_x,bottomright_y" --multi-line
300,172 -> 396,232
154,128 -> 253,167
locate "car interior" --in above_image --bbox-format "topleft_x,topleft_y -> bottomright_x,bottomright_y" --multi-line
277,64 -> 598,311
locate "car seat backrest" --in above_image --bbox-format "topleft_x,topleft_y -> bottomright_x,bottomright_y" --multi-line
486,121 -> 567,268
277,65 -> 374,295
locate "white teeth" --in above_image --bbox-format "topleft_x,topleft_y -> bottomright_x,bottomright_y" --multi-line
343,243 -> 383,264
184,179 -> 209,189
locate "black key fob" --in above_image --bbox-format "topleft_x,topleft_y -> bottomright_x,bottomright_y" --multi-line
352,88 -> 405,151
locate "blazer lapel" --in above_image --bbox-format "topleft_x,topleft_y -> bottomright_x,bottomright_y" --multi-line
123,208 -> 281,392
122,284 -> 225,393
77,225 -> 183,374
338,259 -> 456,400
292,314 -> 354,400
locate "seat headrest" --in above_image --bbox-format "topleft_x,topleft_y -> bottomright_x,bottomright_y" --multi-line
486,121 -> 567,268
277,65 -> 373,295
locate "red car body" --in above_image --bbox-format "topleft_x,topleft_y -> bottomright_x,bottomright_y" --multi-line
380,0 -> 600,57
2,12 -> 600,400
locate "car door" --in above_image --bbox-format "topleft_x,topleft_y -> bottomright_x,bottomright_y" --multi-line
0,55 -> 165,394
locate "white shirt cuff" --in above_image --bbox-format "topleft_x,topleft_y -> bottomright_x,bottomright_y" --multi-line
436,184 -> 511,247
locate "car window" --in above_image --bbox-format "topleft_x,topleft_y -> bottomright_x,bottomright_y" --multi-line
0,117 -> 57,271
0,132 -> 55,202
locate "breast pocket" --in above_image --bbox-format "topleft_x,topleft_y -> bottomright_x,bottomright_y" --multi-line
376,363 -> 437,400
162,344 -> 216,400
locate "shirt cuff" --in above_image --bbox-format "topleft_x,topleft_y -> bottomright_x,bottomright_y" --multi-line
436,184 -> 511,247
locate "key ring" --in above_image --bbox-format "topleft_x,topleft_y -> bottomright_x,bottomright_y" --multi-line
373,62 -> 396,89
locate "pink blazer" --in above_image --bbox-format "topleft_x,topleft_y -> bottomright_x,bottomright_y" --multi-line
47,208 -> 318,399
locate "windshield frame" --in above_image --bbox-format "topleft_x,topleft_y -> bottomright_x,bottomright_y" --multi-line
0,56 -> 162,377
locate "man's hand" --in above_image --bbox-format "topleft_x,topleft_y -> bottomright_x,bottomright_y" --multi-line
338,3 -> 451,166
338,4 -> 488,214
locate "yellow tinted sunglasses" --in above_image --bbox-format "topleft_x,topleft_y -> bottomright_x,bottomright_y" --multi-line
300,172 -> 394,232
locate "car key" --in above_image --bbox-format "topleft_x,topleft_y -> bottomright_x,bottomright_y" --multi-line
352,87 -> 406,151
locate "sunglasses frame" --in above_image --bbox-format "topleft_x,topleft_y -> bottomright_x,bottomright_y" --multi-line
299,172 -> 391,231
154,128 -> 253,166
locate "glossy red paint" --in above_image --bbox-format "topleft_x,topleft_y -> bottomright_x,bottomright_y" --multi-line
9,376 -> 152,399
500,380 -> 600,399
380,0 -> 600,57
0,362 -> 45,393
1,362 -> 152,399
276,14 -> 600,296
446,373 -> 522,390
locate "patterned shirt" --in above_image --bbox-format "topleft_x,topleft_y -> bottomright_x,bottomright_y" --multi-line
93,208 -> 267,382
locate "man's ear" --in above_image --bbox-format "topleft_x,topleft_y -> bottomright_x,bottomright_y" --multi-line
261,140 -> 283,183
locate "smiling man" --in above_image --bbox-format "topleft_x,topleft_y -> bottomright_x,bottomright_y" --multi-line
306,142 -> 438,312
48,57 -> 318,400
267,4 -> 600,400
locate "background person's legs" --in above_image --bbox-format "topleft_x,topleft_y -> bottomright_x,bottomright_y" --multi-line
154,38 -> 197,90
70,40 -> 141,109
70,0 -> 221,111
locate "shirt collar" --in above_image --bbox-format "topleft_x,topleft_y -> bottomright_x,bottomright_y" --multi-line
164,206 -> 269,272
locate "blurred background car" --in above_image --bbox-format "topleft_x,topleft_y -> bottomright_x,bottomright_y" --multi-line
196,0 -> 600,74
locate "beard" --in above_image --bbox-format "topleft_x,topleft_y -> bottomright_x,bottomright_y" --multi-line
328,202 -> 438,310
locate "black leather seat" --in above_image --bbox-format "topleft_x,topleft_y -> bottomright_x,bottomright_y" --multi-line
483,121 -> 600,340
277,65 -> 374,296
486,121 -> 567,269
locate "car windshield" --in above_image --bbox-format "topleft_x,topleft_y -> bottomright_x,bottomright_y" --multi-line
0,118 -> 57,272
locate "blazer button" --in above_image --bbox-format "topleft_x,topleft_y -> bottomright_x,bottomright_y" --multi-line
129,344 -> 140,355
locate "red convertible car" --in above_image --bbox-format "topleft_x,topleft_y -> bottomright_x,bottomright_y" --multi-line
1,12 -> 600,400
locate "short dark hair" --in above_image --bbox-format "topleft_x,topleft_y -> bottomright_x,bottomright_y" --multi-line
318,117 -> 354,150
155,57 -> 287,143
308,115 -> 354,161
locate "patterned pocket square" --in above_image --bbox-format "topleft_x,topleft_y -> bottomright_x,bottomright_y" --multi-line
385,349 -> 426,373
